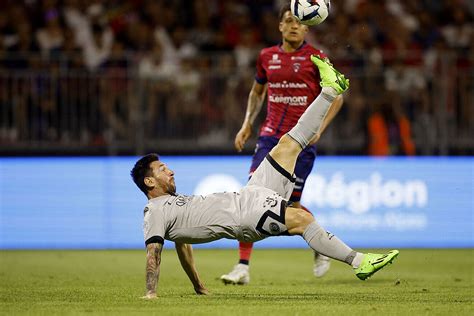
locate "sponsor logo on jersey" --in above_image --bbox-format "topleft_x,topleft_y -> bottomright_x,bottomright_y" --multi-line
269,222 -> 281,234
268,81 -> 308,89
263,195 -> 279,208
291,56 -> 306,61
268,95 -> 308,106
269,65 -> 281,69
269,54 -> 281,64
176,195 -> 191,207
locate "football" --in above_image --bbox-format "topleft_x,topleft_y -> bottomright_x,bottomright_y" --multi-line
290,0 -> 330,26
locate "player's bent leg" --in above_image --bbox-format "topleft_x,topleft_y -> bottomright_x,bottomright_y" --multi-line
285,207 -> 315,235
285,207 -> 399,280
292,203 -> 331,277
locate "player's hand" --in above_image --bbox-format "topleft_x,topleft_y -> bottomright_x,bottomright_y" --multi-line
234,123 -> 252,152
194,286 -> 210,295
141,292 -> 157,299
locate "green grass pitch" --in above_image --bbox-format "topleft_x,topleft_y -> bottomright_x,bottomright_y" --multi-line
1,249 -> 472,315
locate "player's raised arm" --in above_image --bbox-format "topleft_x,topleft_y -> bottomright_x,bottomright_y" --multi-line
175,243 -> 209,295
234,81 -> 267,152
142,242 -> 163,299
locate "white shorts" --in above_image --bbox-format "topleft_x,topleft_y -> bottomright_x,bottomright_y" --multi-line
247,155 -> 295,201
239,155 -> 296,242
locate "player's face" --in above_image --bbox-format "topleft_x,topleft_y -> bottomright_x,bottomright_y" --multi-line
148,160 -> 176,195
279,11 -> 308,44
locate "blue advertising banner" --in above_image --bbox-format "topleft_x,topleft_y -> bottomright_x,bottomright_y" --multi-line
0,156 -> 472,249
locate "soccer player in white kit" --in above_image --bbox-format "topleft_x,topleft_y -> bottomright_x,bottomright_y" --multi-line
131,56 -> 399,298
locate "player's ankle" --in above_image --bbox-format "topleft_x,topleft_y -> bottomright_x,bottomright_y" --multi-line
322,86 -> 338,98
238,259 -> 249,265
351,252 -> 364,269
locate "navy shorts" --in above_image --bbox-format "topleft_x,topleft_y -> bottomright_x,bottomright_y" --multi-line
249,136 -> 316,202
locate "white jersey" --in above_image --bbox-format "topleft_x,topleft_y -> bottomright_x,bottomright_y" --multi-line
143,156 -> 296,245
144,192 -> 241,244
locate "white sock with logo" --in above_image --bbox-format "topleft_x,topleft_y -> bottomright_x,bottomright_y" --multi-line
302,221 -> 361,266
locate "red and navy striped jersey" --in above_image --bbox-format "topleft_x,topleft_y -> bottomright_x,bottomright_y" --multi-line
255,42 -> 326,138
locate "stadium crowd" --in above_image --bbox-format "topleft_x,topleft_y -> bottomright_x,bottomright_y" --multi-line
0,0 -> 472,155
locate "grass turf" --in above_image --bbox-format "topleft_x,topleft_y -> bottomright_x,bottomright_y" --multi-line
1,249 -> 473,315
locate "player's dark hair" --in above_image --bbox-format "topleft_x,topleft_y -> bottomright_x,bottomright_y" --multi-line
279,3 -> 291,21
131,153 -> 160,197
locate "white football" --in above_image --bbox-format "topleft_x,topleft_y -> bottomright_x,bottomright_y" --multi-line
290,0 -> 330,26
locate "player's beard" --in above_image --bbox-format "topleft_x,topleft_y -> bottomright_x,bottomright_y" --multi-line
166,178 -> 176,195
157,177 -> 176,195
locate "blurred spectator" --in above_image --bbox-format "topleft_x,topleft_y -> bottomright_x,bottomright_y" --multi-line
66,3 -> 114,71
170,55 -> 202,136
100,40 -> 130,141
36,9 -> 65,59
170,26 -> 198,62
442,7 -> 472,51
234,28 -> 260,70
189,0 -> 215,50
138,40 -> 177,79
367,103 -> 415,156
138,40 -> 176,137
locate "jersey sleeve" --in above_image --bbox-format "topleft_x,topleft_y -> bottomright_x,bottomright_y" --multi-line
143,205 -> 166,246
255,50 -> 267,84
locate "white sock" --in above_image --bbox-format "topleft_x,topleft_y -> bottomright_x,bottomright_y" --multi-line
302,221 -> 356,265
322,86 -> 338,98
287,88 -> 337,149
351,253 -> 365,269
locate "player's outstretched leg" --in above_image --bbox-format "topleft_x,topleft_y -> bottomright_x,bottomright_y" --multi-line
269,57 -> 349,173
286,55 -> 349,150
285,207 -> 399,280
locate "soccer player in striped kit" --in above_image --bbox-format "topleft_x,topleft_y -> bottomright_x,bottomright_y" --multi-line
220,4 -> 343,284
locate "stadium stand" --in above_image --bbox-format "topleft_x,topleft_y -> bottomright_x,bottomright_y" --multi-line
0,0 -> 472,155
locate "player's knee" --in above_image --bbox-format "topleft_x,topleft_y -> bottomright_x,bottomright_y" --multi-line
286,208 -> 314,235
298,209 -> 315,227
309,133 -> 321,145
278,134 -> 302,154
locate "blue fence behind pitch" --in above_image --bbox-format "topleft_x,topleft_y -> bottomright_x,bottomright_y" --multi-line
0,156 -> 472,249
